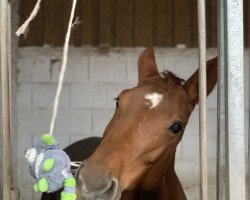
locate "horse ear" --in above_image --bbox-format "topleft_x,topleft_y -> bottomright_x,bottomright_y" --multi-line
138,48 -> 160,84
184,57 -> 218,107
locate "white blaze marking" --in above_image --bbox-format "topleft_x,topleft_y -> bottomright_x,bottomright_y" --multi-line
145,93 -> 163,109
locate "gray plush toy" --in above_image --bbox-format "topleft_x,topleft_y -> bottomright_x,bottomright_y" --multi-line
24,134 -> 77,200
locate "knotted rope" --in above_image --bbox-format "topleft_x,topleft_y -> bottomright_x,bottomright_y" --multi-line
16,0 -> 78,136
16,0 -> 43,36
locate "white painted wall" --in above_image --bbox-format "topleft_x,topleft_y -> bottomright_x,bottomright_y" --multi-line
16,47 -> 249,200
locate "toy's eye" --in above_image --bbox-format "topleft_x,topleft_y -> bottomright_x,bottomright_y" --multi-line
24,148 -> 37,163
24,149 -> 30,159
114,97 -> 120,108
170,122 -> 183,134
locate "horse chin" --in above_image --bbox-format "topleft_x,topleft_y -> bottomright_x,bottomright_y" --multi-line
80,192 -> 122,200
78,186 -> 122,200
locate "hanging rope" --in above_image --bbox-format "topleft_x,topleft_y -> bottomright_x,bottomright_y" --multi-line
17,0 -> 82,171
16,0 -> 78,136
49,0 -> 77,135
16,0 -> 43,36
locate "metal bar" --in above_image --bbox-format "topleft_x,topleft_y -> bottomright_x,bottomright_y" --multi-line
248,62 -> 250,200
248,0 -> 250,197
217,0 -> 227,199
0,1 -> 13,200
224,0 -> 245,199
246,2 -> 250,199
197,0 -> 208,199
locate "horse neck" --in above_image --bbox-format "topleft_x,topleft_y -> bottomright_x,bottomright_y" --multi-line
121,156 -> 187,200
162,168 -> 187,200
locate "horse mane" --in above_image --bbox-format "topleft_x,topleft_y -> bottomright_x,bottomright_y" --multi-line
161,70 -> 185,86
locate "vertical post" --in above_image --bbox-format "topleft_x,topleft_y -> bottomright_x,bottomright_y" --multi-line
217,0 -> 227,199
248,0 -> 250,198
224,0 -> 245,200
197,0 -> 208,199
0,0 -> 13,200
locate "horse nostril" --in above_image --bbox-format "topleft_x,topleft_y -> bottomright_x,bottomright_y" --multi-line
97,178 -> 118,200
104,179 -> 117,195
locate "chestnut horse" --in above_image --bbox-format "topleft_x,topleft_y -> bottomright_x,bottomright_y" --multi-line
76,48 -> 217,200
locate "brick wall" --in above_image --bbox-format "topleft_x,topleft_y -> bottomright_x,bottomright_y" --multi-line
16,47 -> 249,200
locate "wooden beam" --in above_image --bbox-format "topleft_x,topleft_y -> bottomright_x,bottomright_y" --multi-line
134,0 -> 154,46
116,0 -> 133,46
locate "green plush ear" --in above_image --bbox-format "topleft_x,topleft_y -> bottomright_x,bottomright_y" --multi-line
41,134 -> 55,145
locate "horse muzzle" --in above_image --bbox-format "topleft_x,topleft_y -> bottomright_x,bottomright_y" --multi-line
76,162 -> 122,200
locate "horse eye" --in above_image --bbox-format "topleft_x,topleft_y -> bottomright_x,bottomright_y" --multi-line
114,97 -> 120,108
170,123 -> 183,134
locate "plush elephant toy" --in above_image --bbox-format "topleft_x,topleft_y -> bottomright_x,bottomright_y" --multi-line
24,134 -> 77,200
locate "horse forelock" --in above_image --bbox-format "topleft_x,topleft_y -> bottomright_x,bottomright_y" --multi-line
161,70 -> 185,86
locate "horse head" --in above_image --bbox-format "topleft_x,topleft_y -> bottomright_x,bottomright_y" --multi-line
77,48 -> 217,200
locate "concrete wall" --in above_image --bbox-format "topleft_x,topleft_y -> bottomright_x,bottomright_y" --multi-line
16,47 -> 249,200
